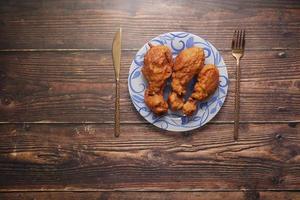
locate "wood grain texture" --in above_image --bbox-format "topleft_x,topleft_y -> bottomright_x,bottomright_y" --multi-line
1,191 -> 300,200
0,0 -> 300,196
0,123 -> 299,190
0,0 -> 299,49
0,50 -> 299,122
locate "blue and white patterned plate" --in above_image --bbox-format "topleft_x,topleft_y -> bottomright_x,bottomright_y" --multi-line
128,32 -> 228,132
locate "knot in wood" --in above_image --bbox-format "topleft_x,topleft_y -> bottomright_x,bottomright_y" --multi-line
23,123 -> 30,131
271,175 -> 284,185
276,106 -> 287,112
275,133 -> 283,140
1,95 -> 13,105
277,51 -> 286,58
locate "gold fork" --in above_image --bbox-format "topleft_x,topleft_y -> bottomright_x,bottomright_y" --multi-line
231,30 -> 245,141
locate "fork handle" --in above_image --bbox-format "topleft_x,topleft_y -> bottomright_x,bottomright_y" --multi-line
234,59 -> 241,141
115,79 -> 120,137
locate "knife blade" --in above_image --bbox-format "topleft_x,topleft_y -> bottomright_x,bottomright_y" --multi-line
112,28 -> 122,137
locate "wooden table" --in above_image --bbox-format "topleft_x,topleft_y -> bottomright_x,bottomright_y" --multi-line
0,0 -> 299,199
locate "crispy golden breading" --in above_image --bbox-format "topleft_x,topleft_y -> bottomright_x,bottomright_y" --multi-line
142,44 -> 173,115
182,98 -> 197,116
144,89 -> 168,115
168,92 -> 184,110
168,47 -> 205,110
183,64 -> 219,116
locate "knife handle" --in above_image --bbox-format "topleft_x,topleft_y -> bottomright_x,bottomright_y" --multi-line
115,79 -> 120,137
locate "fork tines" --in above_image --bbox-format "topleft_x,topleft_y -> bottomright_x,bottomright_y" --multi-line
232,30 -> 245,50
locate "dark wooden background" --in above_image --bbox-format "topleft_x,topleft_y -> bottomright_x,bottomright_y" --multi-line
0,0 -> 299,199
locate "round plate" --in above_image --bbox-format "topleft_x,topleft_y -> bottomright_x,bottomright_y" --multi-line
128,32 -> 229,132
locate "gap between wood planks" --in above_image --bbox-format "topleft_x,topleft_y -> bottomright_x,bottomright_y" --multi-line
0,121 -> 299,124
0,48 -> 300,52
0,188 -> 299,192
0,48 -> 298,124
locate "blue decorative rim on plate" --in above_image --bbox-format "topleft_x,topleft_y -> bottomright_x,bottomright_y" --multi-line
128,32 -> 229,132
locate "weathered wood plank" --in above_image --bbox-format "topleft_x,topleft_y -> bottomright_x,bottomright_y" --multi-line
1,50 -> 298,82
0,0 -> 299,49
0,50 -> 299,122
1,191 -> 300,200
0,123 -> 299,190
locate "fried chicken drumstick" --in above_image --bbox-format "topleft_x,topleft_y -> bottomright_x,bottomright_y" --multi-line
168,47 -> 205,110
183,64 -> 219,116
142,43 -> 173,115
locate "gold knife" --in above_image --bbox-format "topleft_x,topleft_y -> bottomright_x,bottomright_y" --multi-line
112,28 -> 122,137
